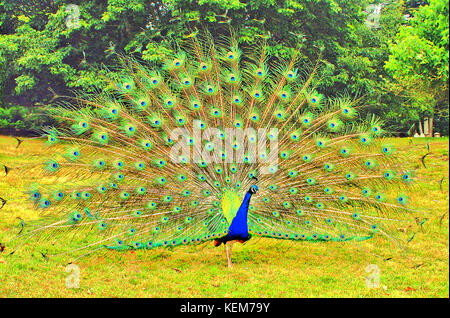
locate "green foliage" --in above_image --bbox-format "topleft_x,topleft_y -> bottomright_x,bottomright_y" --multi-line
0,105 -> 48,131
0,105 -> 27,129
385,0 -> 449,118
0,0 -> 448,134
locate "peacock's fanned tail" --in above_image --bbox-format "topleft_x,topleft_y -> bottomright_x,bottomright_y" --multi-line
4,33 -> 417,261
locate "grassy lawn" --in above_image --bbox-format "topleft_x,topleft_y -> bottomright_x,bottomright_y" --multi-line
0,135 -> 448,298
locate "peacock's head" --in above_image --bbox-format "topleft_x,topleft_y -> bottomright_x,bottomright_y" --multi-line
249,185 -> 259,195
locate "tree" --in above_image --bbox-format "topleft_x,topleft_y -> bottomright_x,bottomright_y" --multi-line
0,0 -> 447,134
385,0 -> 449,133
0,0 -> 369,107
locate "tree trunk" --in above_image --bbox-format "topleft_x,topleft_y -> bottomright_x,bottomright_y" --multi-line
430,117 -> 434,137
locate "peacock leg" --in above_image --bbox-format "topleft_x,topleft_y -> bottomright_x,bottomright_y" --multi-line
225,243 -> 233,268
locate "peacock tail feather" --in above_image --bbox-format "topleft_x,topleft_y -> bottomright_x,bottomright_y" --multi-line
2,32 -> 418,262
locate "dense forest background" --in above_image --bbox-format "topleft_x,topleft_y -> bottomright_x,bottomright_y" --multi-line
0,0 -> 448,135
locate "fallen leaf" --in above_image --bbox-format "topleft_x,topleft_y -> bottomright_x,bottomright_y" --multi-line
404,286 -> 416,292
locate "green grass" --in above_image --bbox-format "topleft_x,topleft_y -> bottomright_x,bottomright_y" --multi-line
0,135 -> 448,297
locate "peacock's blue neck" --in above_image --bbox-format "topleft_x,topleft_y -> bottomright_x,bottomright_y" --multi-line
226,191 -> 253,240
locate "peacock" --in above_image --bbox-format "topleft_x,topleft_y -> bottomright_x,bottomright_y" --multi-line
1,32 -> 418,267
